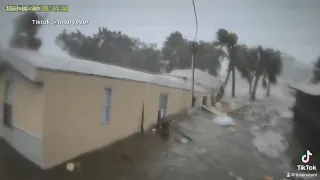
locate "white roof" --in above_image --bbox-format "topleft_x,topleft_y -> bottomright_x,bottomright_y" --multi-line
168,69 -> 222,89
288,82 -> 320,96
0,48 -> 208,93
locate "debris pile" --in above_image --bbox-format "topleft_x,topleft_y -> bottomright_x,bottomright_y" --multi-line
214,116 -> 235,126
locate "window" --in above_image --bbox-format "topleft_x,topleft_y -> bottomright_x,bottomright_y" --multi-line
3,80 -> 13,128
159,93 -> 168,117
102,88 -> 112,124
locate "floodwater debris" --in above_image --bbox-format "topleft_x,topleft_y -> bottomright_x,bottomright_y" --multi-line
260,123 -> 270,130
176,131 -> 194,142
180,137 -> 188,144
251,125 -> 260,131
228,127 -> 236,132
215,102 -> 222,109
263,176 -> 274,180
115,154 -> 130,162
194,148 -> 206,154
280,111 -> 293,118
66,162 -> 75,172
66,162 -> 81,172
214,116 -> 235,126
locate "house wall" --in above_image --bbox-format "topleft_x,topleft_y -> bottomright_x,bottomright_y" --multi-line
41,71 -> 147,168
0,68 -> 44,167
143,84 -> 186,128
41,70 -> 211,169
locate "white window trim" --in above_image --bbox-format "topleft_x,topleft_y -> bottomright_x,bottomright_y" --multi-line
159,93 -> 168,118
4,80 -> 13,104
102,87 -> 112,124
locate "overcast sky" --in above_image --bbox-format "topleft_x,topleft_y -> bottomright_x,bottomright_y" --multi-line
0,0 -> 319,64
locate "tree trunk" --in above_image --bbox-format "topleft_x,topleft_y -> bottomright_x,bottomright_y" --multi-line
231,66 -> 236,97
266,81 -> 271,97
248,77 -> 253,95
223,69 -> 232,87
251,74 -> 261,101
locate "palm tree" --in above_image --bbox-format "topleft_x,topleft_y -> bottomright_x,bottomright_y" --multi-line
214,29 -> 238,98
251,47 -> 283,100
261,50 -> 283,97
10,12 -> 44,50
251,46 -> 265,100
311,57 -> 320,84
235,46 -> 259,95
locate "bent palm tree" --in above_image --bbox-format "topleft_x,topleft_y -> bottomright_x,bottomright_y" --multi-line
251,47 -> 283,100
261,50 -> 283,97
235,46 -> 258,95
214,29 -> 238,99
251,46 -> 266,100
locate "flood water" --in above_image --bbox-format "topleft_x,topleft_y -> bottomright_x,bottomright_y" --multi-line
1,82 -> 319,180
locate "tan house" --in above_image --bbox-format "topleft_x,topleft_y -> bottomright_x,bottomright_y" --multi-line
0,48 -> 211,169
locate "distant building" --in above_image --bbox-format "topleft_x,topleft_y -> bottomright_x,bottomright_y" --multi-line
165,69 -> 222,105
166,68 -> 222,91
0,48 -> 211,169
289,83 -> 320,154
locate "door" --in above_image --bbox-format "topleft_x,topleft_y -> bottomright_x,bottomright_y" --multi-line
159,93 -> 168,119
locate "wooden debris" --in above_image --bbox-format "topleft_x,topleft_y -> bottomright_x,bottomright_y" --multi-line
263,176 -> 273,180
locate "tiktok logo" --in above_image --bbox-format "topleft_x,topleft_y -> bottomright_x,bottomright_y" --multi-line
301,150 -> 312,164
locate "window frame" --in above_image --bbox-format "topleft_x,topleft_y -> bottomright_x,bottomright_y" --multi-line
102,87 -> 113,124
159,93 -> 168,117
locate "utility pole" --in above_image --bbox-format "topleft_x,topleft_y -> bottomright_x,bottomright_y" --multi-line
191,42 -> 195,108
191,0 -> 198,109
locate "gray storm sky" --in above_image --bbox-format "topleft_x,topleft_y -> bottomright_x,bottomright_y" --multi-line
0,0 -> 319,64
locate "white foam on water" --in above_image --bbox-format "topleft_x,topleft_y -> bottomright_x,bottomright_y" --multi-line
252,131 -> 289,159
280,111 -> 293,118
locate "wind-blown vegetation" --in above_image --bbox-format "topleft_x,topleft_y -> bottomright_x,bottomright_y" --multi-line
250,47 -> 283,100
235,46 -> 259,95
213,29 -> 283,101
54,25 -> 285,101
9,12 -> 45,50
56,29 -> 224,76
10,12 -> 289,101
213,29 -> 239,97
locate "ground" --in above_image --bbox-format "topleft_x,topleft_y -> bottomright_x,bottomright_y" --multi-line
1,98 -> 313,180
0,139 -> 42,180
